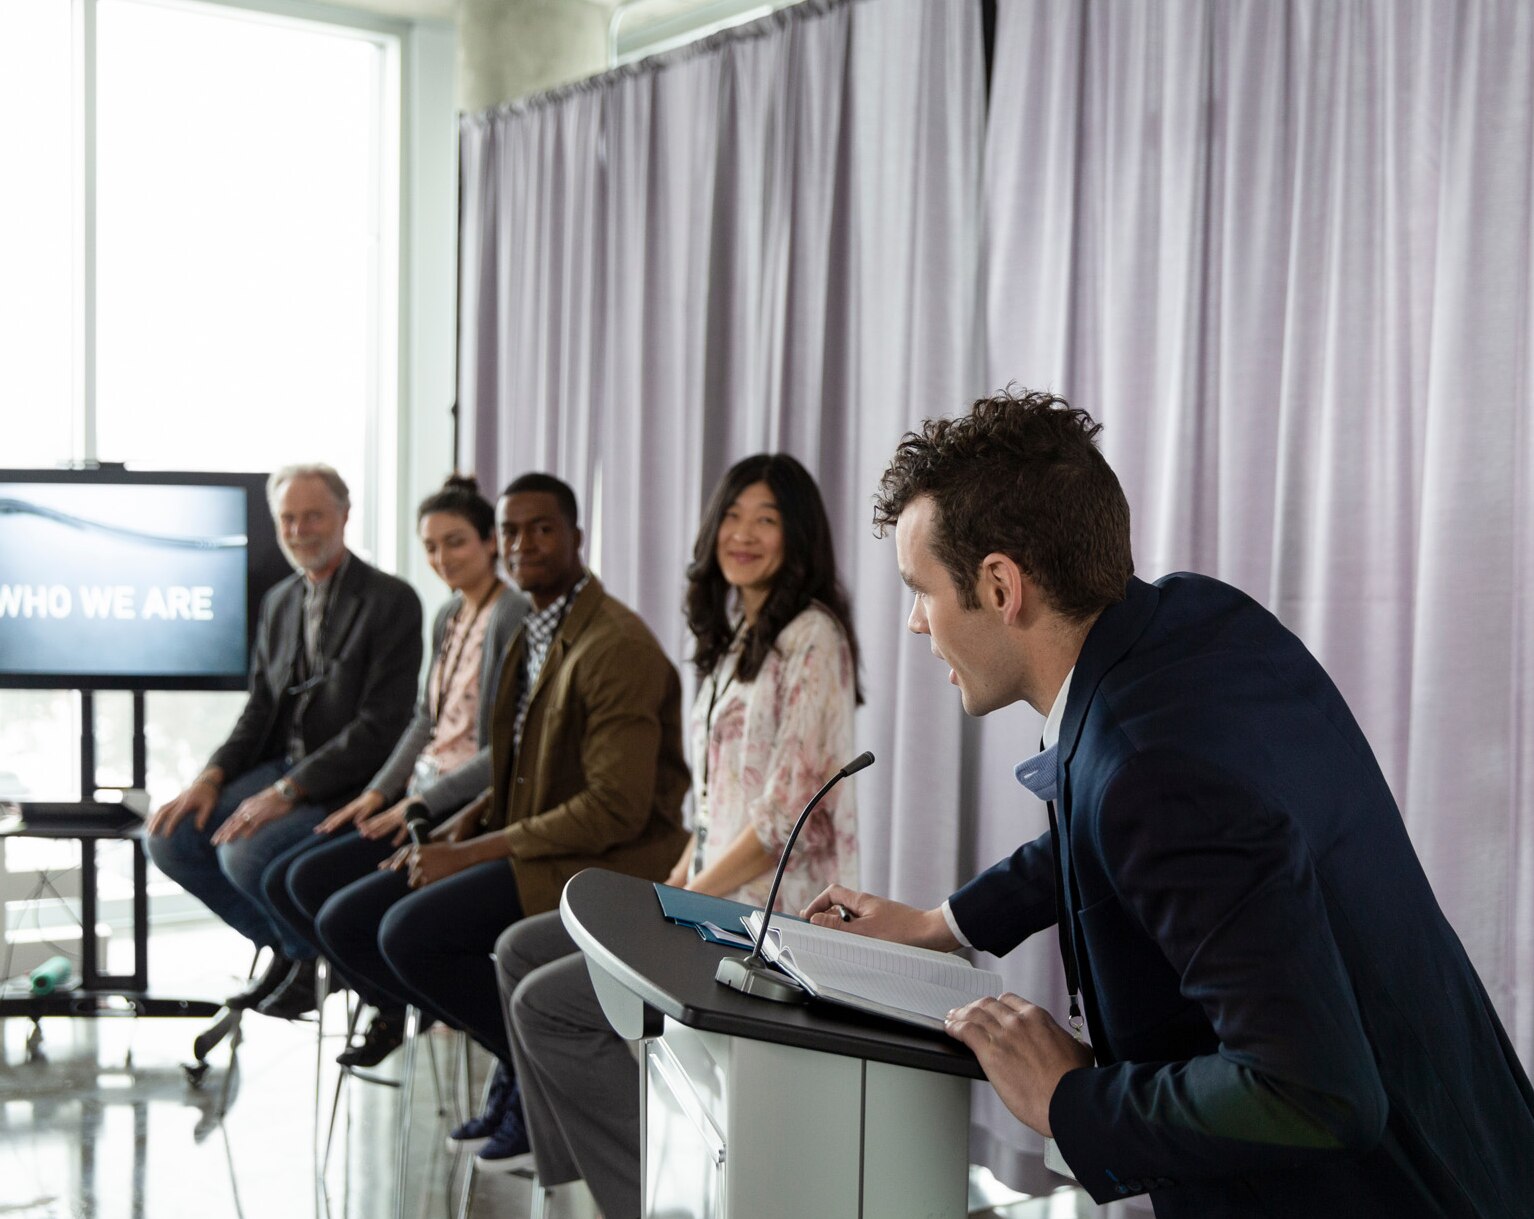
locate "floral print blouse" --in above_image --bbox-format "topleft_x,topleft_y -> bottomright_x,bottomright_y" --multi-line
688,601 -> 859,913
420,596 -> 495,777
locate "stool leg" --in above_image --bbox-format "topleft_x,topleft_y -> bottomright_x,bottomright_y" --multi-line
453,1145 -> 476,1219
454,1030 -> 472,1127
426,1024 -> 448,1116
393,1005 -> 423,1219
312,958 -> 330,1140
213,1009 -> 243,1119
529,1179 -> 600,1219
322,992 -> 363,1174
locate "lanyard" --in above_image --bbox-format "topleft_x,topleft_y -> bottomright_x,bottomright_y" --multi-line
1045,793 -> 1085,1040
1040,732 -> 1084,1041
431,586 -> 498,725
692,620 -> 744,875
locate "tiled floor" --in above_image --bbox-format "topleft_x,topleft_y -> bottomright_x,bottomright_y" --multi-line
0,923 -> 1099,1219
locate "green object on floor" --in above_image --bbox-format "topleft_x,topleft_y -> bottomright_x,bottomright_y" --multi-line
29,955 -> 73,996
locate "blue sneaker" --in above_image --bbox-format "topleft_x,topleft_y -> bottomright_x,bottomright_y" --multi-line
448,1062 -> 514,1148
474,1079 -> 530,1161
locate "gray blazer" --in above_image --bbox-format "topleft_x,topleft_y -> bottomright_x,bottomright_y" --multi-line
365,583 -> 530,817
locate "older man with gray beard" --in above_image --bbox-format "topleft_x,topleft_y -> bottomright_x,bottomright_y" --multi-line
148,463 -> 421,1019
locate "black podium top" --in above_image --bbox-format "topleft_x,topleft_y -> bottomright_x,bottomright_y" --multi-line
561,868 -> 985,1080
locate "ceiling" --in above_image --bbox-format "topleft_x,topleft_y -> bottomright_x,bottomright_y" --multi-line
318,0 -> 749,31
318,0 -> 647,25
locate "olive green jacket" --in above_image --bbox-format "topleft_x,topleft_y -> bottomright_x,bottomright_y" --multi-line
484,575 -> 690,915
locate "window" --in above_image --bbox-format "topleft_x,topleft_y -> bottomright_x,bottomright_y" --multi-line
0,0 -> 75,464
1,0 -> 429,961
94,0 -> 395,514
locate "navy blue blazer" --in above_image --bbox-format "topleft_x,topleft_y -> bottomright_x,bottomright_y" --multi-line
949,574 -> 1534,1217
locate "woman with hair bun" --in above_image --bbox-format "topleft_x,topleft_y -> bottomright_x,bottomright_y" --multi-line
264,475 -> 529,1066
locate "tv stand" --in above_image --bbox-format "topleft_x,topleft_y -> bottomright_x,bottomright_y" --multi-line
0,690 -> 221,1033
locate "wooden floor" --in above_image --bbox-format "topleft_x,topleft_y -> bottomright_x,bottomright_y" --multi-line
0,922 -> 1100,1219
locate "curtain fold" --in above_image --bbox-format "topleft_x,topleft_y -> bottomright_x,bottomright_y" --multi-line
457,0 -> 987,913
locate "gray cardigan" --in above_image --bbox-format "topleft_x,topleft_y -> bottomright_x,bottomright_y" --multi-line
365,583 -> 530,817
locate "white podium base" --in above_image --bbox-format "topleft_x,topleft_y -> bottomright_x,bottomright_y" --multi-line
643,1018 -> 969,1219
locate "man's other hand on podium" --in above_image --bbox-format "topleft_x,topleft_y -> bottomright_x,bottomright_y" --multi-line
944,994 -> 1093,1137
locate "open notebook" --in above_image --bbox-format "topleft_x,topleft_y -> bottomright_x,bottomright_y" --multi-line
742,912 -> 1004,1031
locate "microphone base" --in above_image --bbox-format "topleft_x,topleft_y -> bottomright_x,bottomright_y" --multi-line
714,956 -> 806,1004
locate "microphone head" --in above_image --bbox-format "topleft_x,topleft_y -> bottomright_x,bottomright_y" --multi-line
404,809 -> 432,837
840,750 -> 875,777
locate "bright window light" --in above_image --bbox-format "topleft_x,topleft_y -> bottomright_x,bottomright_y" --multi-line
94,0 -> 390,538
0,0 -> 75,465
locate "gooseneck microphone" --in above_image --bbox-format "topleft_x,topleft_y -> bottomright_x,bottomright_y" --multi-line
715,750 -> 874,1002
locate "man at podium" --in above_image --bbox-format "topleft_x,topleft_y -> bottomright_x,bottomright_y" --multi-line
806,389 -> 1534,1218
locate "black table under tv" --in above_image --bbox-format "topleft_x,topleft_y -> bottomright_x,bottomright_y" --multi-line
0,798 -> 220,1025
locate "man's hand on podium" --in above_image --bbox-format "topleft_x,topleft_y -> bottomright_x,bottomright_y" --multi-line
801,884 -> 960,952
943,994 -> 1094,1137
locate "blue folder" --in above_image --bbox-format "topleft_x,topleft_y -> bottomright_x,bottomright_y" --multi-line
653,883 -> 803,947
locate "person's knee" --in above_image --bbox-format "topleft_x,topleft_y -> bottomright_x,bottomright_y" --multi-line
260,852 -> 294,914
510,971 -> 542,1039
496,920 -> 538,987
316,887 -> 364,958
147,817 -> 207,876
145,827 -> 180,874
287,850 -> 332,922
217,839 -> 266,898
511,955 -> 584,1039
378,898 -> 424,982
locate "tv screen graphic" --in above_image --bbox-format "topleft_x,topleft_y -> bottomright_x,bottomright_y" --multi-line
0,469 -> 287,691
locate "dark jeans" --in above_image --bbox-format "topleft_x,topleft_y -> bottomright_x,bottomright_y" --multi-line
314,859 -> 524,1063
146,759 -> 331,959
279,830 -> 398,1006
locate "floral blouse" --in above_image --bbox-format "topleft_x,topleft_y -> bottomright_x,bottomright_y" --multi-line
420,596 -> 495,777
688,602 -> 859,913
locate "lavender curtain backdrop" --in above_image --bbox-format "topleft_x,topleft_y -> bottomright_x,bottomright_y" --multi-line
458,0 -> 988,967
460,0 -> 1534,1204
981,0 -> 1534,1193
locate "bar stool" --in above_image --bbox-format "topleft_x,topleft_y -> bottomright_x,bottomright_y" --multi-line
182,945 -> 265,1116
314,959 -> 470,1219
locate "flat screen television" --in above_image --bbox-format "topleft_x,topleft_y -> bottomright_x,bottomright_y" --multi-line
0,468 -> 289,691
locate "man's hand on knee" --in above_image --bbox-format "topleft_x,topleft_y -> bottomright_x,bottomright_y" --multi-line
147,776 -> 219,838
211,787 -> 296,845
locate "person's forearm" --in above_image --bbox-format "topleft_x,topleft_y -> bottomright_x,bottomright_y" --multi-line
432,796 -> 487,842
194,765 -> 226,791
688,823 -> 778,898
461,831 -> 514,865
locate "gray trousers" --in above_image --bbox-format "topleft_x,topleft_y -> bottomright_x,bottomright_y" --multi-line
496,910 -> 642,1219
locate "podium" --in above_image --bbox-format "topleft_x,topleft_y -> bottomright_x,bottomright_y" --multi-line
560,869 -> 985,1219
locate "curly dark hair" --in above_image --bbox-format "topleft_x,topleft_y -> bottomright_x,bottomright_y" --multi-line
873,388 -> 1133,620
686,453 -> 862,702
417,474 -> 495,539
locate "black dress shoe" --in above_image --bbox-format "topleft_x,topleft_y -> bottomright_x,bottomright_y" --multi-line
254,957 -> 321,1020
336,1008 -> 407,1068
224,951 -> 294,1011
